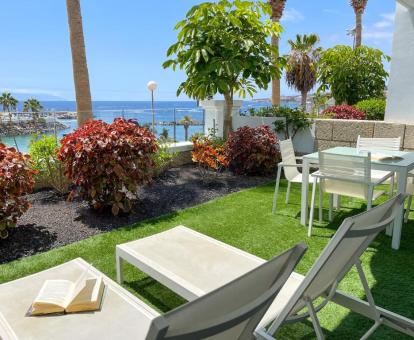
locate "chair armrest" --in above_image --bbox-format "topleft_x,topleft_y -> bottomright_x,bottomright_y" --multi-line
371,171 -> 395,185
279,163 -> 303,168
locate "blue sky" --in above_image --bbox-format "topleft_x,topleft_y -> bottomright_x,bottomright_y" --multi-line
0,0 -> 396,101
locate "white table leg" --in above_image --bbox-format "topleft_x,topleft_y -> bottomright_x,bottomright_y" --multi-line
393,168 -> 408,250
301,158 -> 310,226
116,252 -> 124,284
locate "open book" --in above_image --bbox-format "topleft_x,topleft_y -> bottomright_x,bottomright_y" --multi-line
371,153 -> 404,161
29,267 -> 105,316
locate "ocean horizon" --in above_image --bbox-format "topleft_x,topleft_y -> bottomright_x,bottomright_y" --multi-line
2,100 -> 297,153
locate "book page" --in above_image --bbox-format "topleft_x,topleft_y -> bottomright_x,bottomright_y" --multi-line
32,280 -> 74,309
66,265 -> 91,306
66,277 -> 104,313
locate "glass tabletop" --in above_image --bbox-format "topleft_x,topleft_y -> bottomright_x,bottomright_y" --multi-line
304,147 -> 414,168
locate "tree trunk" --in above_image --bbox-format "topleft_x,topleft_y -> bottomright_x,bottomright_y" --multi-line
301,90 -> 307,111
223,93 -> 234,139
184,126 -> 189,141
66,0 -> 93,127
355,11 -> 362,48
271,34 -> 281,106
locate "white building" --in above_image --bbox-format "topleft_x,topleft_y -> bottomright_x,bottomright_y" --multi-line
385,0 -> 414,122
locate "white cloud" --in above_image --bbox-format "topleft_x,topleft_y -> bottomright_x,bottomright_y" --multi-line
374,20 -> 392,28
281,8 -> 304,23
381,12 -> 395,22
323,8 -> 339,14
373,12 -> 395,28
365,12 -> 395,43
363,30 -> 393,40
0,88 -> 63,97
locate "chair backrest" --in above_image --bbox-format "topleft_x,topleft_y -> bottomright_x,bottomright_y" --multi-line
318,151 -> 371,199
357,136 -> 401,152
145,243 -> 307,340
270,194 -> 404,330
280,139 -> 300,181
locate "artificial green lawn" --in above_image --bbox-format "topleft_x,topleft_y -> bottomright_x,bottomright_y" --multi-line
1,180 -> 413,339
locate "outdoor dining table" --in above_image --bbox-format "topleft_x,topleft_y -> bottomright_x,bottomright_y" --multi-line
300,146 -> 414,250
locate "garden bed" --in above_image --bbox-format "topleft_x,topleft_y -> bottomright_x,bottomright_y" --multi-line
0,164 -> 273,264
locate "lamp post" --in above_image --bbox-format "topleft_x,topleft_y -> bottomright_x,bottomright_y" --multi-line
147,81 -> 158,133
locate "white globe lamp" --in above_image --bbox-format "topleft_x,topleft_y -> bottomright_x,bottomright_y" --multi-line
147,81 -> 158,133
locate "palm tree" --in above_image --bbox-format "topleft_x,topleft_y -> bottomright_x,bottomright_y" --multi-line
285,34 -> 321,110
179,115 -> 195,141
66,0 -> 93,126
0,92 -> 18,123
350,0 -> 368,48
23,98 -> 43,124
269,0 -> 286,106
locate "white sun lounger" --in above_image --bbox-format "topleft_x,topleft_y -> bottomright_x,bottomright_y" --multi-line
0,244 -> 306,340
116,194 -> 414,339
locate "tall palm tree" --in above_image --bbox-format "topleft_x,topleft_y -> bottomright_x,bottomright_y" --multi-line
66,0 -> 93,127
269,0 -> 286,106
0,92 -> 18,123
285,34 -> 321,110
23,98 -> 43,124
179,115 -> 195,141
350,0 -> 368,48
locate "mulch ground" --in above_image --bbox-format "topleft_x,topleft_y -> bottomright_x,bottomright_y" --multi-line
0,165 -> 273,264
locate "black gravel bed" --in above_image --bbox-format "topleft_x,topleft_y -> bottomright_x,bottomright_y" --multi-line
0,165 -> 273,264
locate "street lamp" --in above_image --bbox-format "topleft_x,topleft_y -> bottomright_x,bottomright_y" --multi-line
147,81 -> 158,133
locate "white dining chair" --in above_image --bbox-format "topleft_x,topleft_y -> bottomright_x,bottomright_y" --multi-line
404,174 -> 414,222
357,135 -> 401,195
272,139 -> 316,214
308,151 -> 393,236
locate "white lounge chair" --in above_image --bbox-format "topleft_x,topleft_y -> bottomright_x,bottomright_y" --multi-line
308,151 -> 393,236
116,194 -> 414,339
357,135 -> 401,194
272,139 -> 316,213
0,245 -> 306,340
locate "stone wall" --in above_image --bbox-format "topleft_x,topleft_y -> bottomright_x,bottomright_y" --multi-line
314,119 -> 414,151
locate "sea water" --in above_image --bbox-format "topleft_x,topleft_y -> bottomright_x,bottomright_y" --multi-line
1,100 -> 297,153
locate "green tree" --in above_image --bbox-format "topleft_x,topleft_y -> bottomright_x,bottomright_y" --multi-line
163,0 -> 282,139
0,92 -> 18,123
285,34 -> 321,110
23,98 -> 44,124
179,115 -> 195,141
350,0 -> 368,48
318,45 -> 389,105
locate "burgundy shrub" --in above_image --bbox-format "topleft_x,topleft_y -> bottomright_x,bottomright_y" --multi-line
323,105 -> 366,120
226,125 -> 280,175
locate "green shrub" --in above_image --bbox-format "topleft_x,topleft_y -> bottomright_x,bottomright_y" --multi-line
355,98 -> 386,121
243,106 -> 312,140
153,141 -> 176,175
29,135 -> 69,194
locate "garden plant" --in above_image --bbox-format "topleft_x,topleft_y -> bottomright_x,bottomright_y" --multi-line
164,0 -> 283,138
0,144 -> 36,239
58,119 -> 158,215
318,45 -> 389,105
226,125 -> 279,175
29,135 -> 69,194
323,105 -> 366,120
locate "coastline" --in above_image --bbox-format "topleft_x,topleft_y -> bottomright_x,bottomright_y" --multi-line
0,121 -> 68,137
